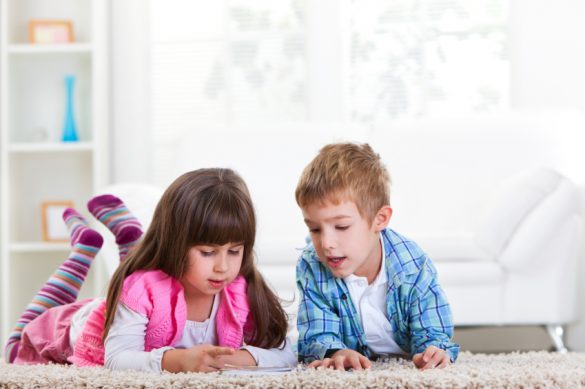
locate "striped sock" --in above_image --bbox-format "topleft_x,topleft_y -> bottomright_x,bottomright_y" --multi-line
87,194 -> 143,261
4,208 -> 103,363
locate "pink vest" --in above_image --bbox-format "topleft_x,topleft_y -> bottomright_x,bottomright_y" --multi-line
70,270 -> 252,367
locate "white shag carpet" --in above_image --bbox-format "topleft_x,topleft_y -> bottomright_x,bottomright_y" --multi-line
2,351 -> 585,388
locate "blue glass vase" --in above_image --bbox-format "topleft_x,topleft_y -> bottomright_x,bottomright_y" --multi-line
62,74 -> 79,142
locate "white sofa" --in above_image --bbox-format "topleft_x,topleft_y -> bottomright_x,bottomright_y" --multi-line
100,110 -> 585,351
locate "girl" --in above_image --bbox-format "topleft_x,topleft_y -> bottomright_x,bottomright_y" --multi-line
5,168 -> 296,372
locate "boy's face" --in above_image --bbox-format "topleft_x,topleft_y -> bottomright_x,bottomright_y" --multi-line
301,198 -> 391,282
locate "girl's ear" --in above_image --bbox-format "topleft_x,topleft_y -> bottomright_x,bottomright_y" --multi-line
373,205 -> 392,232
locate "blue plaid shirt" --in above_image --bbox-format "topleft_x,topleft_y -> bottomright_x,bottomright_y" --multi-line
296,228 -> 460,363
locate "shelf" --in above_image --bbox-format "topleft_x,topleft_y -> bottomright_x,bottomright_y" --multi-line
7,43 -> 92,54
9,142 -> 94,153
10,242 -> 71,252
1,0 -> 108,348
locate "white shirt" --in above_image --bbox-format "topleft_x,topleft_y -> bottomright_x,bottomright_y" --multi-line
70,295 -> 297,372
173,293 -> 220,348
69,297 -> 104,350
343,235 -> 407,357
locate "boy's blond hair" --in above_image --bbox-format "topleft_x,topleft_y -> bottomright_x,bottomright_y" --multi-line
295,142 -> 391,222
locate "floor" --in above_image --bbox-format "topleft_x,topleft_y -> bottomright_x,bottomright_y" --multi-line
454,326 -> 553,353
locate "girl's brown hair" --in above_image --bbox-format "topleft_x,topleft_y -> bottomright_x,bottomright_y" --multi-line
102,168 -> 288,348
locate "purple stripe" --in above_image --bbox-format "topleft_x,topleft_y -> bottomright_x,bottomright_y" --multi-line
39,285 -> 76,303
41,283 -> 78,301
61,261 -> 90,275
70,250 -> 96,262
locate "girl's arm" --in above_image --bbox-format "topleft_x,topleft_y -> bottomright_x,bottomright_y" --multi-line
104,302 -> 173,372
105,302 -> 235,373
161,345 -> 235,373
217,349 -> 257,366
238,337 -> 297,367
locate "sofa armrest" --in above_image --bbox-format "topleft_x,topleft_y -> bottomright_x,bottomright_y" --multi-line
475,168 -> 565,257
474,168 -> 582,269
498,178 -> 581,270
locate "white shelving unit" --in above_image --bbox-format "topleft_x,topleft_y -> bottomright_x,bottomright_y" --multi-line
0,0 -> 108,348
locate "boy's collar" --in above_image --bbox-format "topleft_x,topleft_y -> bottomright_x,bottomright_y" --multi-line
375,233 -> 388,285
381,228 -> 415,287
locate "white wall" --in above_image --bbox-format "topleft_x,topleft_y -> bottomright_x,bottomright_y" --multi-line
508,0 -> 585,351
510,0 -> 585,114
111,1 -> 585,182
109,0 -> 152,183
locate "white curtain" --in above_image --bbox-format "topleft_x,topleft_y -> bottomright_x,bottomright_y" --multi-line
145,0 -> 509,184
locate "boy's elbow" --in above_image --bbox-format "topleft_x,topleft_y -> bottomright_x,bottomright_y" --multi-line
296,343 -> 313,363
296,340 -> 323,363
298,352 -> 319,364
447,343 -> 460,362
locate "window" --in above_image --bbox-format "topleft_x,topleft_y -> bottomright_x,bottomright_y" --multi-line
149,0 -> 508,180
349,0 -> 509,122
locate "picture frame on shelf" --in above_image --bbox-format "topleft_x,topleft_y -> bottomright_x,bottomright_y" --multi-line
29,20 -> 74,44
41,201 -> 74,242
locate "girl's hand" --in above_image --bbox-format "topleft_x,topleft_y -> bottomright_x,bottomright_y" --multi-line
412,346 -> 451,370
162,345 -> 235,373
308,349 -> 372,371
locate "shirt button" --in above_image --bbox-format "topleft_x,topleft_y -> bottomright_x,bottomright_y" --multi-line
341,293 -> 347,300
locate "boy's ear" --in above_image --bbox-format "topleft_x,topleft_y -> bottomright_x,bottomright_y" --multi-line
373,205 -> 392,232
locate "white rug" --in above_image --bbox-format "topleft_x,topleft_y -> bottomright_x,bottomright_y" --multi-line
1,351 -> 585,388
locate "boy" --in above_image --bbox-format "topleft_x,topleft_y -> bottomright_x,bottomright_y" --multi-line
295,142 -> 459,370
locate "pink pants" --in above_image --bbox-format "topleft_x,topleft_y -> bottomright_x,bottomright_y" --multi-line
13,298 -> 92,365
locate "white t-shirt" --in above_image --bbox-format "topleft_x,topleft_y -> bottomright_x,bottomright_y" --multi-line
343,235 -> 407,357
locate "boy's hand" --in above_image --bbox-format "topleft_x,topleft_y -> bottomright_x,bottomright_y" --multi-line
308,349 -> 372,371
412,346 -> 450,370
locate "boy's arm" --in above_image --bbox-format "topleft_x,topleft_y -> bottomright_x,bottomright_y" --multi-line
296,258 -> 348,363
408,259 -> 460,362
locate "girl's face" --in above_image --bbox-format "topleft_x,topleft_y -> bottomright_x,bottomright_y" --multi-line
180,242 -> 244,298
